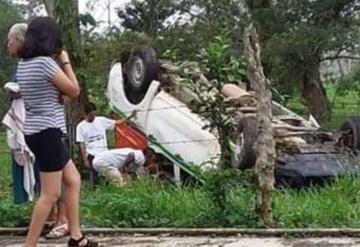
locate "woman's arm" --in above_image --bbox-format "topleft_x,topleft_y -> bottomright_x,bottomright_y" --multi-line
52,51 -> 80,99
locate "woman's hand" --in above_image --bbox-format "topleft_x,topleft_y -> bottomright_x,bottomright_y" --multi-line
52,50 -> 80,98
59,94 -> 70,104
9,91 -> 21,100
58,50 -> 70,65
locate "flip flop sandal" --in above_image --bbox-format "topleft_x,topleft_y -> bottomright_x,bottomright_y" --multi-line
46,223 -> 69,239
44,220 -> 56,229
42,220 -> 57,235
68,234 -> 98,247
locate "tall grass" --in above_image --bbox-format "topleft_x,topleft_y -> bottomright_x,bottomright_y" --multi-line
81,180 -> 214,227
274,178 -> 360,228
2,169 -> 360,228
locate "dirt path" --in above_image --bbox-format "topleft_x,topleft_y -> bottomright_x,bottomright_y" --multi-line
3,235 -> 360,246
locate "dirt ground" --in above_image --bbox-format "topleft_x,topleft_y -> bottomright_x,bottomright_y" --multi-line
3,235 -> 360,247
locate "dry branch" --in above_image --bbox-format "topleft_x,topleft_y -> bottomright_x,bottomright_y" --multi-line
244,25 -> 276,226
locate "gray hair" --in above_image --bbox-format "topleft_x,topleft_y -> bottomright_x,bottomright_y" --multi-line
8,23 -> 28,42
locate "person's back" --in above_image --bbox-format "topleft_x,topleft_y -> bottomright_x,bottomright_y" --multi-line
17,56 -> 66,135
92,148 -> 145,185
93,148 -> 145,170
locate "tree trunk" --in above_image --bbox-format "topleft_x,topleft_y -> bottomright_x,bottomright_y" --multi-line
54,0 -> 89,122
54,0 -> 89,153
301,63 -> 330,121
246,0 -> 273,45
244,25 -> 276,226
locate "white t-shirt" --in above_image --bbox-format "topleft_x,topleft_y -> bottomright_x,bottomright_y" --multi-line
76,116 -> 116,156
92,148 -> 145,172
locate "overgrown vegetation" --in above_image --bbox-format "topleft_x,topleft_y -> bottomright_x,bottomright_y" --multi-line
2,130 -> 360,228
186,31 -> 247,166
2,131 -> 360,228
2,161 -> 360,228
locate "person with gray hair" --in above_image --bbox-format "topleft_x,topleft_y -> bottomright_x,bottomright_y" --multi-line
4,23 -> 34,205
6,23 -> 27,57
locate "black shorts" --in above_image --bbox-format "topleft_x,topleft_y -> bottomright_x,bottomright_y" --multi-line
25,128 -> 70,172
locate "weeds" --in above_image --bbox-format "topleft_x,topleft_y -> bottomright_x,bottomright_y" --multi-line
274,178 -> 360,228
81,179 -> 213,227
2,163 -> 360,228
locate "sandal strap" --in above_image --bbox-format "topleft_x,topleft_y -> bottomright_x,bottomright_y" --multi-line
53,224 -> 68,231
68,234 -> 98,247
68,235 -> 85,246
46,224 -> 69,238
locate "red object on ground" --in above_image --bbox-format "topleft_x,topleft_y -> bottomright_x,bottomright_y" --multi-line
114,122 -> 148,150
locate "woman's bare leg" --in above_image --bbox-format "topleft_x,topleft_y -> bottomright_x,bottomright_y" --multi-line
62,160 -> 82,238
24,171 -> 62,247
56,199 -> 68,226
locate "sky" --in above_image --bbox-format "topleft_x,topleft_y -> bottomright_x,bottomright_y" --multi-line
12,0 -> 191,34
12,0 -> 131,33
78,0 -> 130,32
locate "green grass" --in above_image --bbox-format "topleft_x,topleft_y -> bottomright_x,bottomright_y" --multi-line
325,84 -> 360,129
3,172 -> 360,228
274,178 -> 360,228
81,177 -> 360,228
81,180 -> 215,228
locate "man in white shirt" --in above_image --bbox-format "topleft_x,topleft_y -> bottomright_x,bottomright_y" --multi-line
76,103 -> 135,183
76,103 -> 115,167
92,148 -> 159,185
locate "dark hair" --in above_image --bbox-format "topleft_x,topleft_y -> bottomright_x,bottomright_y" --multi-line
143,148 -> 160,164
20,17 -> 62,58
84,102 -> 97,114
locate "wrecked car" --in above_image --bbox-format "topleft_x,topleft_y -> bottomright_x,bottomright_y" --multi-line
107,46 -> 359,187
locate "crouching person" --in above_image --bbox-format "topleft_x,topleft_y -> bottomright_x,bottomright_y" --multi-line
92,148 -> 158,185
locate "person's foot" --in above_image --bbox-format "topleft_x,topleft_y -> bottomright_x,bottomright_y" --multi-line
41,220 -> 56,235
46,223 -> 69,239
68,234 -> 98,247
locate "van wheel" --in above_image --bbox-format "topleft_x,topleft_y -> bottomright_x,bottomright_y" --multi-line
233,116 -> 257,169
123,46 -> 159,104
126,47 -> 159,92
339,116 -> 360,150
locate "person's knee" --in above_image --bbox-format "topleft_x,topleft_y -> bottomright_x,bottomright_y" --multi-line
63,161 -> 81,189
64,171 -> 81,190
39,190 -> 61,205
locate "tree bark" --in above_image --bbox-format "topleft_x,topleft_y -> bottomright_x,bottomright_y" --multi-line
54,0 -> 89,121
301,63 -> 330,121
244,25 -> 276,226
246,0 -> 274,45
54,0 -> 89,153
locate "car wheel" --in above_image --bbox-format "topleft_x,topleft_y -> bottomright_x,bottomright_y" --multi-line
339,116 -> 360,149
123,46 -> 159,104
233,116 -> 257,169
127,46 -> 159,90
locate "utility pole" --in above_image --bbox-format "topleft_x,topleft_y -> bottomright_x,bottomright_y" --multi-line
107,0 -> 111,29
